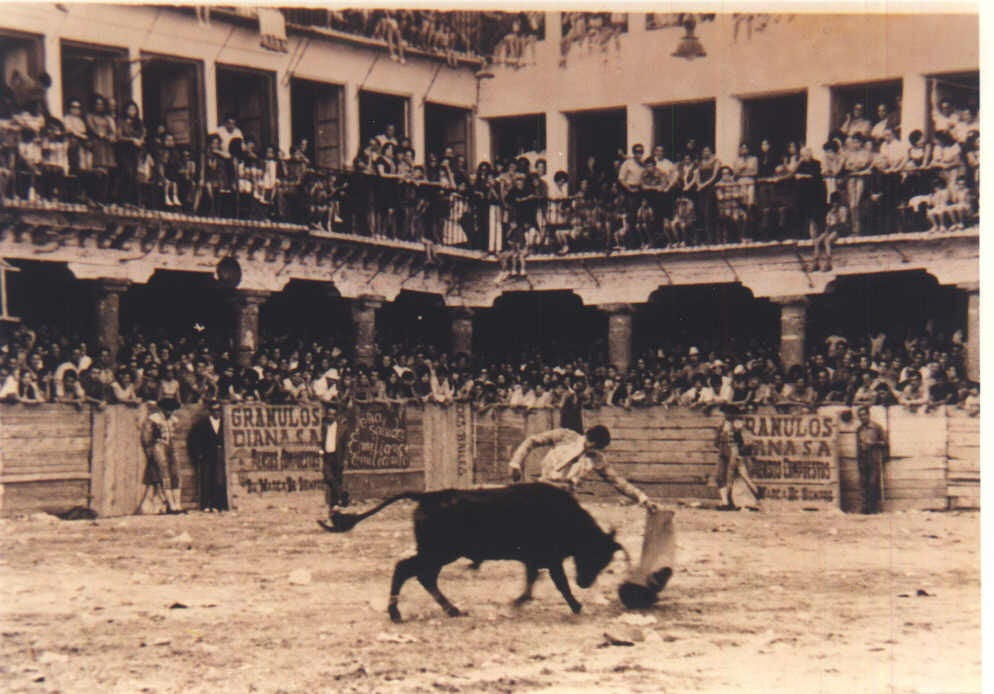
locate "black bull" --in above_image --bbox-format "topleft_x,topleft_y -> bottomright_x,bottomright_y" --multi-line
318,483 -> 626,622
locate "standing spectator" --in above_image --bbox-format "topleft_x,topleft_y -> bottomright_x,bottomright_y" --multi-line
855,405 -> 888,514
840,102 -> 872,138
320,401 -> 349,517
85,94 -> 117,203
189,399 -> 227,512
115,100 -> 145,205
617,143 -> 645,216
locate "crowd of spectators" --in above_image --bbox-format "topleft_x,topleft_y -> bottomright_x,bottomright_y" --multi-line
0,318 -> 977,418
0,74 -> 979,269
282,10 -> 543,67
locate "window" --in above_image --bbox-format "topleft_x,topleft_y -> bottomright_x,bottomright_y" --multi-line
425,102 -> 472,161
358,90 -> 409,151
740,91 -> 807,153
568,107 -> 626,184
140,53 -> 205,148
652,99 -> 716,159
291,78 -> 343,169
488,113 -> 545,163
831,79 -> 902,139
927,71 -> 978,138
216,65 -> 278,149
61,42 -> 129,115
0,30 -> 45,106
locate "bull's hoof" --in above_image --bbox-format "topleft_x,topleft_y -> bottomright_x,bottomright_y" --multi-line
512,595 -> 533,607
388,607 -> 403,623
445,606 -> 465,618
569,602 -> 582,615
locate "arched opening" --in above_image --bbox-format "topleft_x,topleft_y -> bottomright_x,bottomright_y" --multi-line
807,270 -> 963,351
3,260 -> 92,341
475,291 -> 604,363
260,280 -> 352,349
120,270 -> 230,350
377,291 -> 449,353
636,283 -> 779,359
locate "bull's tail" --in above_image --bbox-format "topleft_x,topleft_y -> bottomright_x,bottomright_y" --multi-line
317,491 -> 424,533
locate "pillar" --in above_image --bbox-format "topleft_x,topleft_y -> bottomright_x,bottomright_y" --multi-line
626,103 -> 653,154
715,94 -> 743,164
546,110 -> 569,179
601,303 -> 634,372
128,45 -> 143,121
902,73 -> 928,140
473,113 -> 491,168
450,307 -> 474,357
92,279 -> 130,362
229,290 -> 270,368
352,294 -> 384,367
204,62 -> 219,135
276,72 -> 292,154
961,282 -> 979,382
806,84 -> 832,151
345,81 -> 361,165
411,99 -> 426,164
773,295 -> 808,371
43,32 -> 63,119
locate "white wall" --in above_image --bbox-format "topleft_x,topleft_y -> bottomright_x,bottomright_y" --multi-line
478,13 -> 979,164
0,3 -> 477,159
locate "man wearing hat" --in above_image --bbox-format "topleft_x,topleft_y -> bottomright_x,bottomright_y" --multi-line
320,400 -> 349,515
141,398 -> 183,514
508,424 -> 660,511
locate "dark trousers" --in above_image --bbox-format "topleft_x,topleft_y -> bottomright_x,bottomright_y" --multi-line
858,449 -> 883,514
323,451 -> 348,509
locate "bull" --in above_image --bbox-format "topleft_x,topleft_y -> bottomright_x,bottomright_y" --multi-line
318,483 -> 626,622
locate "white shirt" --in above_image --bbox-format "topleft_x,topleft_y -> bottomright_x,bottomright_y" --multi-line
215,126 -> 244,158
323,420 -> 338,453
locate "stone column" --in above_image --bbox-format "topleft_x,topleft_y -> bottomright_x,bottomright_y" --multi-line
773,295 -> 808,371
352,294 -> 385,367
601,303 -> 634,372
450,307 -> 475,357
92,279 -> 130,362
961,282 -> 979,382
229,290 -> 270,368
344,81 -> 361,166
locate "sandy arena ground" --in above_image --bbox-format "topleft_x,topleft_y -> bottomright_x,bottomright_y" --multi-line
0,498 -> 980,694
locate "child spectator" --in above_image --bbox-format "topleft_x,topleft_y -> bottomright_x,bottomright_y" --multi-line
634,197 -> 656,249
670,194 -> 696,247
157,132 -> 182,208
16,127 -> 43,201
41,119 -> 69,200
810,191 -> 850,272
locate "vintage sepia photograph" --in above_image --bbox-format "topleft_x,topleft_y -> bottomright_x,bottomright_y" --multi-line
0,3 -> 982,692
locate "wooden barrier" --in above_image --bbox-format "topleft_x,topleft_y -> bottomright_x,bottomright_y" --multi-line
0,404 -> 91,515
0,402 -> 981,516
945,409 -> 980,509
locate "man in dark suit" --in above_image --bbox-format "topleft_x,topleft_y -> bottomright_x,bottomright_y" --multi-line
189,399 -> 227,511
321,401 -> 349,515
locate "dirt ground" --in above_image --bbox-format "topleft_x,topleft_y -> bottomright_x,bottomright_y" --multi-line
0,497 -> 980,694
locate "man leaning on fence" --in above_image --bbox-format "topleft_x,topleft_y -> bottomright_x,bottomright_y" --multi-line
855,406 -> 889,514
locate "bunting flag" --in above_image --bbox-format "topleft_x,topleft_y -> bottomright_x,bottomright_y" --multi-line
259,8 -> 288,53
